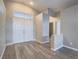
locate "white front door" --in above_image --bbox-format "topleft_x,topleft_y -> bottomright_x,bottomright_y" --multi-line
12,13 -> 34,43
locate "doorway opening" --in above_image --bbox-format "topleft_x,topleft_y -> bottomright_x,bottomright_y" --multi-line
49,22 -> 53,37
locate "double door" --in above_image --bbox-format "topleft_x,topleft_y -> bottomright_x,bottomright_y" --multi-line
13,16 -> 33,43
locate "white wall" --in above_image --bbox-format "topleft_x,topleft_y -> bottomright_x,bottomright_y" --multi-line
0,0 -> 6,57
42,13 -> 49,42
42,13 -> 49,36
35,13 -> 49,42
60,5 -> 78,49
35,13 -> 43,42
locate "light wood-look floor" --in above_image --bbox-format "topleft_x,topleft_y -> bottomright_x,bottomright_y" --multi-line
2,41 -> 78,59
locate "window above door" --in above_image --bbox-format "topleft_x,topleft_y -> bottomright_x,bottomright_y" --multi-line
13,11 -> 32,19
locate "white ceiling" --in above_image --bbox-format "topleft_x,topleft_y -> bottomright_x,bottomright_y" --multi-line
5,0 -> 78,12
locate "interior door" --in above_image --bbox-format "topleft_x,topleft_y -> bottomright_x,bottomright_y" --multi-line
13,17 -> 24,43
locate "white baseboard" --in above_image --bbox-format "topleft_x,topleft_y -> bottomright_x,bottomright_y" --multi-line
35,40 -> 49,44
0,47 -> 6,59
6,43 -> 15,46
51,45 -> 63,51
6,40 -> 35,46
51,45 -> 78,52
7,40 -> 49,46
41,41 -> 49,44
64,45 -> 78,51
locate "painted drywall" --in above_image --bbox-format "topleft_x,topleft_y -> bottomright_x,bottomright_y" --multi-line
35,13 -> 43,42
42,8 -> 56,17
60,5 -> 78,49
0,0 -> 6,57
35,13 -> 49,42
42,13 -> 49,42
42,13 -> 49,36
5,1 -> 39,44
5,2 -> 13,44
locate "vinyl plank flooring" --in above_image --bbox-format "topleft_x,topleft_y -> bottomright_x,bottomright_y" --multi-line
2,45 -> 17,59
2,41 -> 78,59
